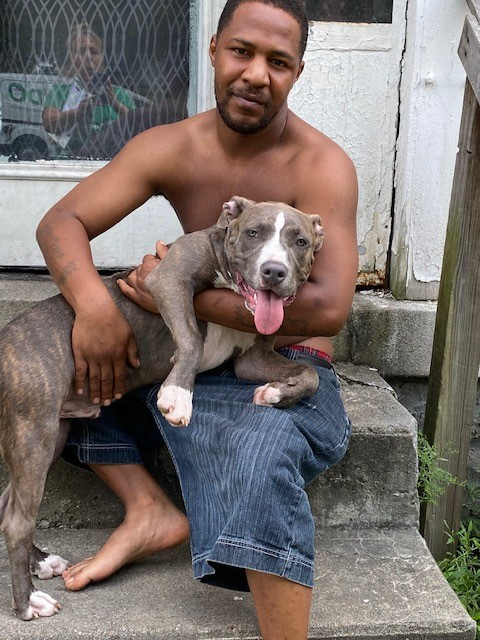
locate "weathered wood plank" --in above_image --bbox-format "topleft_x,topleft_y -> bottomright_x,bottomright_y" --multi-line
459,16 -> 480,106
466,0 -> 480,23
422,79 -> 480,561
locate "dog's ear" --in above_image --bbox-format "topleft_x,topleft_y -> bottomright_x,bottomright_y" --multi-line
216,196 -> 256,229
310,214 -> 324,252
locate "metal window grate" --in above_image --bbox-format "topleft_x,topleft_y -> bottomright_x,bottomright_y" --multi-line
0,0 -> 190,160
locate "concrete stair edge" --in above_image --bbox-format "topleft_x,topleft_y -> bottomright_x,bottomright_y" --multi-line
0,364 -> 421,531
0,526 -> 474,639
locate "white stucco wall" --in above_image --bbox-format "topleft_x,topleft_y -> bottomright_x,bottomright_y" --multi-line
0,164 -> 183,268
0,0 -> 469,301
391,0 -> 468,299
290,10 -> 407,283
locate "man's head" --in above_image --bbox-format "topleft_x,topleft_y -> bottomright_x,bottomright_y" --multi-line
217,0 -> 309,59
210,1 -> 307,135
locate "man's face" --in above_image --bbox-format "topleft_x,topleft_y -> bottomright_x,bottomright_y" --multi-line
210,2 -> 304,135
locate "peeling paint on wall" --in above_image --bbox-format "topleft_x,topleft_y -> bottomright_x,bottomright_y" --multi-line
290,13 -> 407,284
391,0 -> 467,298
357,269 -> 387,286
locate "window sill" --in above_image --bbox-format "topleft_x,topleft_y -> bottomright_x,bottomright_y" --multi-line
0,159 -> 107,181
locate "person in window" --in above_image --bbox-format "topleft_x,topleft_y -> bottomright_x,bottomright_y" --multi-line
42,24 -> 135,156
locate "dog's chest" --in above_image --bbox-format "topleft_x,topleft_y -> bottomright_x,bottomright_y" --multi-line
199,323 -> 256,372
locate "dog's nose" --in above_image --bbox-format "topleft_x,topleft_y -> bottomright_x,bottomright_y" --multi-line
261,261 -> 287,287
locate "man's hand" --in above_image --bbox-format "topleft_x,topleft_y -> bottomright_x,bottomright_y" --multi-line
72,303 -> 140,405
117,240 -> 169,313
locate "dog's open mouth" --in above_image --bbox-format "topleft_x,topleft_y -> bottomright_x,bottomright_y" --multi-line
236,273 -> 295,335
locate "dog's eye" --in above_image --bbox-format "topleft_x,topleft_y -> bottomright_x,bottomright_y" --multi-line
296,238 -> 308,247
246,229 -> 258,238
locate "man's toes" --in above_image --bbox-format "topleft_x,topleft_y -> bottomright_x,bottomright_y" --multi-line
63,571 -> 93,591
63,563 -> 95,591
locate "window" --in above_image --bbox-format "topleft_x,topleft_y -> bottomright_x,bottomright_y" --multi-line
0,0 -> 189,161
305,0 -> 393,24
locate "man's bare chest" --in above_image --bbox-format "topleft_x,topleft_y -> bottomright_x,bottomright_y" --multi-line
172,165 -> 299,232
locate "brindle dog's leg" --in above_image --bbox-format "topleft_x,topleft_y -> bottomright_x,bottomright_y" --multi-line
0,415 -> 66,619
233,336 -> 320,408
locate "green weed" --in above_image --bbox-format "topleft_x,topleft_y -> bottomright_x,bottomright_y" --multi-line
417,432 -> 462,504
417,433 -> 479,636
439,520 -> 480,639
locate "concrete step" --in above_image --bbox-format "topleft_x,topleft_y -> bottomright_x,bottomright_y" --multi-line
0,277 -> 475,637
310,363 -> 419,529
0,363 -> 420,532
0,276 -> 420,530
0,527 -> 475,639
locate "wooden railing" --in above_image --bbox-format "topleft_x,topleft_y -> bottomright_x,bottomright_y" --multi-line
421,0 -> 480,560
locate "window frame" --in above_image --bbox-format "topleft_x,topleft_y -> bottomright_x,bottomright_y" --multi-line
0,0 -> 223,180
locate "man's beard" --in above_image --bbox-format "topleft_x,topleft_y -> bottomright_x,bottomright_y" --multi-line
216,90 -> 277,135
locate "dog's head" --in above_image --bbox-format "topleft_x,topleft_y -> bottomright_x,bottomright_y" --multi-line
216,195 -> 324,335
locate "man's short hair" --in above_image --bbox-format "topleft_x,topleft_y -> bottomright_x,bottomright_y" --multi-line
216,0 -> 309,59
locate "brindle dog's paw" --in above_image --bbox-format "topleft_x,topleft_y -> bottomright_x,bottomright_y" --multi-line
34,554 -> 69,579
253,382 -> 283,406
157,384 -> 193,426
253,379 -> 302,408
18,590 -> 61,620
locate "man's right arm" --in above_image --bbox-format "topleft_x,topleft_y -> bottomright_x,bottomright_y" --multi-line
36,130 -> 167,405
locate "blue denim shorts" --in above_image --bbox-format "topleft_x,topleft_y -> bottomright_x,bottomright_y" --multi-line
65,346 -> 351,590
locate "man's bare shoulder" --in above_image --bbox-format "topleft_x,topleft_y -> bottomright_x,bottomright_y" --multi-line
121,111 -> 212,159
106,111 -> 216,191
287,112 -> 354,170
285,112 -> 357,214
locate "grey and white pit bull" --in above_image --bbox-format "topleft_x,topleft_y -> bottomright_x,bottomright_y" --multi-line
0,196 -> 323,620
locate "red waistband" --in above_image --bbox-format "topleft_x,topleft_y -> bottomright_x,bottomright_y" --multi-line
289,344 -> 333,363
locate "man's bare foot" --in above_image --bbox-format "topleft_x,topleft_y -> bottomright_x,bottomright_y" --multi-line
62,464 -> 190,591
62,497 -> 189,591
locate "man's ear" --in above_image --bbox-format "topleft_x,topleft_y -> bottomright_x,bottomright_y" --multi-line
295,60 -> 305,82
209,35 -> 217,67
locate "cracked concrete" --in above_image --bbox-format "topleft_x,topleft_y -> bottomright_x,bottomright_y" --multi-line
0,282 -> 476,638
0,528 -> 474,639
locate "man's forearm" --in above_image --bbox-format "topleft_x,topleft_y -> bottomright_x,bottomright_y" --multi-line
36,211 -> 113,314
193,284 -> 341,337
194,289 -> 256,332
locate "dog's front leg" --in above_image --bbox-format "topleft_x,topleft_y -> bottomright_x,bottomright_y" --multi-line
233,337 -> 320,408
145,247 -> 209,426
154,311 -> 203,426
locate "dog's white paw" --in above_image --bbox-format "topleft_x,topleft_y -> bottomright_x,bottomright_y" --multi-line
157,384 -> 193,426
253,383 -> 282,406
35,554 -> 70,579
23,590 -> 61,619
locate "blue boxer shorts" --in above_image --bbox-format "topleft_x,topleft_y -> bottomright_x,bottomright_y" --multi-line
64,346 -> 351,590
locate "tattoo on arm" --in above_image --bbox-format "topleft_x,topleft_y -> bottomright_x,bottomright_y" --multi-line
233,303 -> 254,329
57,261 -> 80,287
37,222 -> 65,260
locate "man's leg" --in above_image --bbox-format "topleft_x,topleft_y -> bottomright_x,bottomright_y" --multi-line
246,570 -> 312,640
62,463 -> 189,591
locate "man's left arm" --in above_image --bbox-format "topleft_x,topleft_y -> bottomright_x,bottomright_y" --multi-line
193,149 -> 358,337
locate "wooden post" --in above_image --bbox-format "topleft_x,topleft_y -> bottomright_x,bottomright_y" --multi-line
422,69 -> 480,559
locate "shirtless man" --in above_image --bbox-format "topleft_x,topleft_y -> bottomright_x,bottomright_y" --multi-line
37,1 -> 358,638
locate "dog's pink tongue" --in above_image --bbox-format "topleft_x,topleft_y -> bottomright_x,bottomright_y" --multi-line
254,290 -> 285,335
